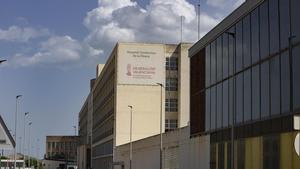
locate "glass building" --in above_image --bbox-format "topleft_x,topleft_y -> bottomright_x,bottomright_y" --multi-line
189,0 -> 300,168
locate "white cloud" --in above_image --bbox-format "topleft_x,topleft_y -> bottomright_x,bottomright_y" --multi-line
206,0 -> 245,9
0,26 -> 50,42
11,36 -> 102,67
83,0 -> 221,58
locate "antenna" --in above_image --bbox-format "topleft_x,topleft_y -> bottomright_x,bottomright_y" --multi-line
197,2 -> 201,40
180,16 -> 183,42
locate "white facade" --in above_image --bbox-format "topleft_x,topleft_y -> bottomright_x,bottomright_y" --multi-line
114,127 -> 210,169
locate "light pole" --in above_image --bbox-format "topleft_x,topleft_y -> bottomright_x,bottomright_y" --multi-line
73,126 -> 77,135
197,3 -> 201,40
128,105 -> 133,169
23,112 -> 29,169
156,83 -> 164,169
225,31 -> 236,169
28,122 -> 32,168
0,60 -> 7,64
14,95 -> 22,169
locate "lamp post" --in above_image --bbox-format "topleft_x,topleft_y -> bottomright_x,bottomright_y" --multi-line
73,126 -> 77,135
197,3 -> 201,40
128,105 -> 133,169
23,112 -> 29,169
28,122 -> 32,168
14,95 -> 22,169
225,31 -> 236,169
0,60 -> 7,64
156,83 -> 164,169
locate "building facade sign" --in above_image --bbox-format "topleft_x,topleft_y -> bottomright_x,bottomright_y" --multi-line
118,44 -> 164,85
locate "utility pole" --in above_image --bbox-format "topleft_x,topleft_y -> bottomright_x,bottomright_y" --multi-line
23,112 -> 29,169
14,95 -> 22,169
128,105 -> 133,169
156,83 -> 164,169
197,3 -> 201,40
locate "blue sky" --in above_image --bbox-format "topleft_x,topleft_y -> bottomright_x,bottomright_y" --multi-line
0,0 -> 244,158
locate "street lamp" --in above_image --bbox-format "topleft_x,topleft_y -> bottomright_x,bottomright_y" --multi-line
156,83 -> 164,169
14,95 -> 22,169
28,122 -> 32,168
197,3 -> 201,40
128,105 -> 133,169
0,60 -> 7,64
225,31 -> 235,169
23,112 -> 29,169
73,126 -> 77,135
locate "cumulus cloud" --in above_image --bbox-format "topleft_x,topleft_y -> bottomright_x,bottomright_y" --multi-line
206,0 -> 245,9
83,0 -> 220,57
11,36 -> 102,67
0,26 -> 50,42
5,0 -> 243,67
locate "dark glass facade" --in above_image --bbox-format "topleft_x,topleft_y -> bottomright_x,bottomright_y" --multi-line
191,0 -> 300,134
190,0 -> 300,168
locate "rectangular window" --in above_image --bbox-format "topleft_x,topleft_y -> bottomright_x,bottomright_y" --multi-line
260,1 -> 270,59
223,33 -> 229,79
217,37 -> 223,82
263,135 -> 280,169
165,99 -> 178,112
243,15 -> 251,68
293,45 -> 300,111
244,69 -> 251,121
236,20 -> 243,72
291,0 -> 300,42
252,65 -> 260,120
205,89 -> 211,131
236,73 -> 244,123
211,41 -> 217,84
206,45 -> 211,87
165,119 -> 178,131
211,86 -> 217,130
217,84 -> 223,129
251,8 -> 260,64
280,52 -> 290,114
279,0 -> 290,50
270,55 -> 281,115
166,57 -> 178,70
223,80 -> 229,127
229,78 -> 234,125
261,61 -> 270,118
166,78 -> 178,91
269,0 -> 280,54
228,27 -> 235,76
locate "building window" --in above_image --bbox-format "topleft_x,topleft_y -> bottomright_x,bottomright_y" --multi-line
260,1 -> 270,59
281,52 -> 290,114
166,57 -> 178,70
165,99 -> 178,112
165,119 -> 178,131
166,78 -> 178,91
261,61 -> 270,118
293,45 -> 300,111
251,8 -> 260,64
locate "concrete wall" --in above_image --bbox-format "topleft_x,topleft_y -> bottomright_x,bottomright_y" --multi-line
178,43 -> 191,128
114,127 -> 210,169
77,145 -> 87,169
115,85 -> 164,146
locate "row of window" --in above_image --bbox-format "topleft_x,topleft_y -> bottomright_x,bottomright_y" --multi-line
210,132 -> 299,169
47,141 -> 77,150
204,0 -> 300,132
166,78 -> 178,91
166,57 -> 178,70
205,0 -> 300,88
165,99 -> 178,112
165,119 -> 178,131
